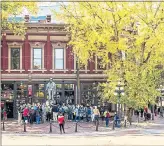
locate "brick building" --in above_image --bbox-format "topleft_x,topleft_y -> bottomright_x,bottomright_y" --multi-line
1,15 -> 115,119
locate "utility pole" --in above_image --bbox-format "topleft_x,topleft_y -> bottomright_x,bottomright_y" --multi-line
76,56 -> 80,105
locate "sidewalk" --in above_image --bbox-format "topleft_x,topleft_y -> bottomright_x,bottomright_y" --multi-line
2,117 -> 164,136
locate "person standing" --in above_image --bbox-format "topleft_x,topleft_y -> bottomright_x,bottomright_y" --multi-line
93,106 -> 100,124
18,105 -> 23,125
104,110 -> 110,127
3,109 -> 7,121
91,106 -> 95,122
86,106 -> 91,122
23,106 -> 29,123
58,113 -> 65,134
74,106 -> 79,122
46,105 -> 51,122
29,107 -> 35,124
52,104 -> 59,122
42,104 -> 47,123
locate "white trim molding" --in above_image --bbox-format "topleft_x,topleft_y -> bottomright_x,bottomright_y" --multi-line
50,69 -> 69,72
52,42 -> 67,73
74,54 -> 76,73
29,42 -> 45,73
95,56 -> 107,73
7,42 -> 23,73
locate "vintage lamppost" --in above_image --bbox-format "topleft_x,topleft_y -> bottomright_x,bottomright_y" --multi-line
76,56 -> 80,105
93,81 -> 99,106
114,81 -> 125,119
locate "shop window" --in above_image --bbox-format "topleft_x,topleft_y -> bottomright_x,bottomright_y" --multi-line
16,83 -> 27,99
64,84 -> 74,90
55,48 -> 64,69
97,57 -> 106,70
1,84 -> 14,99
33,48 -> 42,69
34,84 -> 44,98
11,48 -> 20,69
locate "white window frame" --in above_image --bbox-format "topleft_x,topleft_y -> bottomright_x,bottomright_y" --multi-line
51,42 -> 68,73
93,56 -> 107,73
7,42 -> 24,73
54,48 -> 64,70
29,42 -> 46,73
72,54 -> 89,73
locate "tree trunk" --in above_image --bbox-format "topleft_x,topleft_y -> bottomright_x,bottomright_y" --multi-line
127,108 -> 132,125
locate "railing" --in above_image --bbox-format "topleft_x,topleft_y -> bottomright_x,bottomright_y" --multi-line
1,117 -> 132,134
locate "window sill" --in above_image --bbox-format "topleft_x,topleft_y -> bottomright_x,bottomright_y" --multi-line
50,69 -> 68,73
93,70 -> 105,71
5,69 -> 25,73
71,70 -> 90,71
28,69 -> 47,71
28,69 -> 47,73
50,69 -> 68,71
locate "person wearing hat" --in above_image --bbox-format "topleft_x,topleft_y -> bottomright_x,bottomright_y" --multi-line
58,112 -> 65,134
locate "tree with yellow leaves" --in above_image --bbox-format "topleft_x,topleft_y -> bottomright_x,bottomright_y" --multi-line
1,1 -> 38,36
55,2 -> 164,110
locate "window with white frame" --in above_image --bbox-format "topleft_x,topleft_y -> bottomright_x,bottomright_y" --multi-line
33,48 -> 42,69
55,48 -> 64,69
11,48 -> 20,69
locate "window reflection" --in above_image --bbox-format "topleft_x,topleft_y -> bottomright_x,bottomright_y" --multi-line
56,84 -> 62,90
97,57 -> 106,70
33,48 -> 42,69
11,48 -> 20,69
34,84 -> 44,98
16,83 -> 27,99
55,49 -> 64,69
64,84 -> 74,90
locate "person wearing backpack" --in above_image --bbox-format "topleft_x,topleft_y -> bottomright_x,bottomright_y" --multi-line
104,110 -> 110,127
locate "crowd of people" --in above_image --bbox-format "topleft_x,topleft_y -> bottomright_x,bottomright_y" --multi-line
1,102 -> 163,133
16,103 -> 112,127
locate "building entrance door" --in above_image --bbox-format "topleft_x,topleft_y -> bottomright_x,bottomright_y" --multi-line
6,101 -> 14,118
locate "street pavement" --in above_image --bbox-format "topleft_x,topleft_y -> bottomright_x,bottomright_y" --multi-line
2,117 -> 164,145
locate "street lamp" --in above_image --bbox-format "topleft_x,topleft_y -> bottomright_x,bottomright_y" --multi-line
114,81 -> 125,119
93,81 -> 98,106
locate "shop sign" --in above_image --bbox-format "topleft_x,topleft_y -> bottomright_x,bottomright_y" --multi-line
28,85 -> 32,96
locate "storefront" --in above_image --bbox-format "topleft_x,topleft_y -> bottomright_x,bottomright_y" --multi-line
1,82 -> 15,118
1,80 -> 111,119
1,81 -> 76,118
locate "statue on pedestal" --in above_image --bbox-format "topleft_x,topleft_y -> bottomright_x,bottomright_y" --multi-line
46,78 -> 56,104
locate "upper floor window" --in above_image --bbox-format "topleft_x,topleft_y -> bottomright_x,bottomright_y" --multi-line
97,56 -> 106,70
55,48 -> 64,69
33,48 -> 42,69
11,48 -> 20,69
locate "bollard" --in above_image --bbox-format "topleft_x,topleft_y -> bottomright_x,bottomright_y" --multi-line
24,122 -> 26,132
49,120 -> 52,133
112,120 -> 115,130
124,120 -> 126,128
96,121 -> 98,131
2,121 -> 5,131
75,122 -> 77,132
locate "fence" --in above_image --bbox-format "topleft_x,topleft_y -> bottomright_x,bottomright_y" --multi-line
1,118 -> 131,134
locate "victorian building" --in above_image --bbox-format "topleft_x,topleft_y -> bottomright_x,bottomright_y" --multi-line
1,15 -> 115,119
